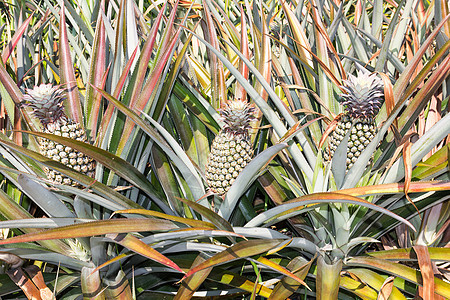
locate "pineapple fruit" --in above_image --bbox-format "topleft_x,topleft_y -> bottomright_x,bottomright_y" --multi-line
205,99 -> 256,196
22,84 -> 95,185
324,70 -> 384,170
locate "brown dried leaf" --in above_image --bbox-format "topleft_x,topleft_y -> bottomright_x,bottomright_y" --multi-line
6,268 -> 41,300
377,276 -> 394,300
413,245 -> 435,300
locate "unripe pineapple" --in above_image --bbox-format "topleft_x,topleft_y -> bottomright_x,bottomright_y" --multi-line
205,100 -> 256,196
22,84 -> 95,185
324,70 -> 384,170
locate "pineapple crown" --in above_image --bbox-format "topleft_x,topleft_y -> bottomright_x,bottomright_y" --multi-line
22,84 -> 68,128
340,70 -> 384,119
220,99 -> 257,136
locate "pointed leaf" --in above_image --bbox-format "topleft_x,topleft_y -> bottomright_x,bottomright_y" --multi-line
107,233 -> 183,273
2,14 -> 33,64
346,257 -> 450,299
0,219 -> 179,245
113,209 -> 215,229
255,257 -> 309,288
245,192 -> 416,232
219,143 -> 288,220
20,131 -> 170,213
59,5 -> 82,123
177,197 -> 234,233
183,239 -> 287,279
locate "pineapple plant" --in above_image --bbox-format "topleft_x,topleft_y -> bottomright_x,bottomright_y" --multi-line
22,84 -> 95,185
324,70 -> 384,170
205,99 -> 256,196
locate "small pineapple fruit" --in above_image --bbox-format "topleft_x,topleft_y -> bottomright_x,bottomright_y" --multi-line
22,84 -> 95,185
324,70 -> 384,170
205,100 -> 256,196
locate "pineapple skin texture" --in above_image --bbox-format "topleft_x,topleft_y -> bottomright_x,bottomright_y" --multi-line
324,116 -> 377,170
205,100 -> 256,196
205,131 -> 253,195
39,120 -> 95,185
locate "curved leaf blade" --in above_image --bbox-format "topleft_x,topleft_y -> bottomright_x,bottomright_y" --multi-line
0,219 -> 179,245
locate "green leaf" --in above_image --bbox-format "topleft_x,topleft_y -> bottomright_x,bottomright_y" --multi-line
316,256 -> 342,299
346,256 -> 450,299
219,143 -> 288,221
19,131 -> 170,213
245,192 -> 416,232
106,233 -> 183,273
0,218 -> 179,245
91,87 -> 205,201
59,5 -> 82,123
182,239 -> 288,280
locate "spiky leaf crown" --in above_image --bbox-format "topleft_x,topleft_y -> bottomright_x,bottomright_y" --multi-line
22,84 -> 67,127
221,99 -> 256,136
340,70 -> 384,119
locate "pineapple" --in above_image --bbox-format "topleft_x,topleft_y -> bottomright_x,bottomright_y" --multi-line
22,84 -> 95,185
324,70 -> 384,170
205,99 -> 256,196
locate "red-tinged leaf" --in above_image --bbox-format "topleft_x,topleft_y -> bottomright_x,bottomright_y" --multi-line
235,6 -> 249,101
128,2 -> 168,108
95,46 -> 137,146
117,28 -> 181,155
85,0 -> 107,136
59,5 -> 82,123
177,197 -> 234,233
7,268 -> 42,300
0,219 -> 178,245
308,1 -> 346,81
398,55 -> 450,135
338,181 -> 450,197
254,9 -> 271,103
0,61 -> 23,104
202,0 -> 225,108
183,239 -> 287,280
281,1 -> 313,73
413,245 -> 434,300
107,233 -> 183,273
2,14 -> 33,64
256,257 -> 309,288
393,14 -> 450,101
112,209 -> 216,229
175,254 -> 211,300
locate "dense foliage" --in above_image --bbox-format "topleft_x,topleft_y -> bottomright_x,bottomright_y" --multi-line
0,0 -> 448,299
